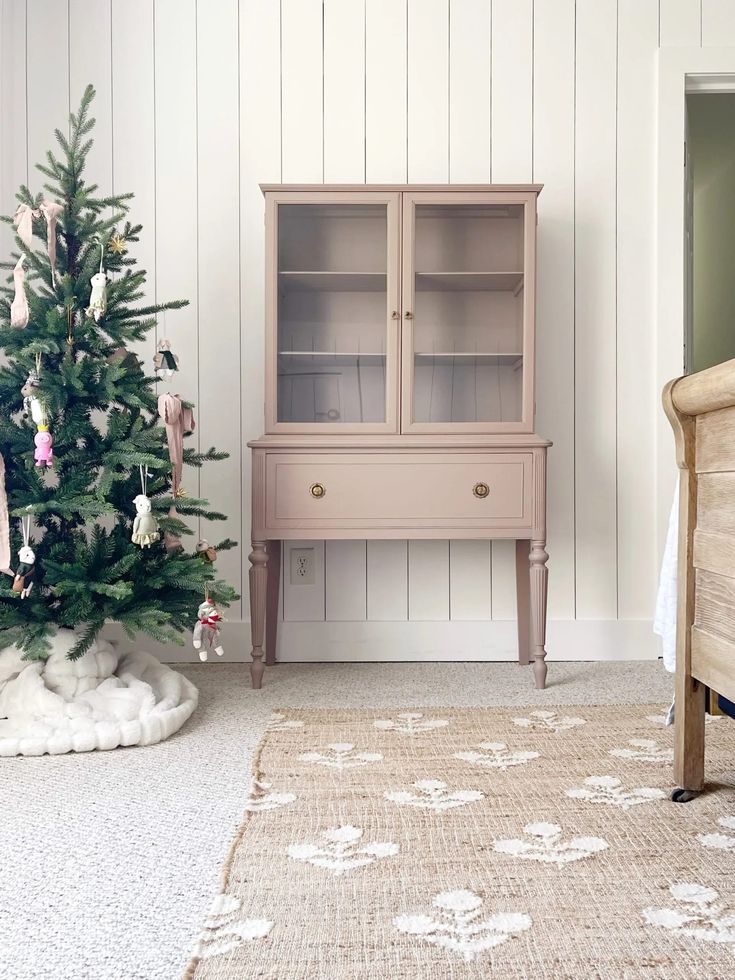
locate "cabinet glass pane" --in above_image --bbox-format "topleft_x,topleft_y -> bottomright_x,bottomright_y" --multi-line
277,203 -> 388,424
411,203 -> 524,424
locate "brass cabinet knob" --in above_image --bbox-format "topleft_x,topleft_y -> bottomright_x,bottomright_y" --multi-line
391,310 -> 400,319
473,482 -> 490,499
309,482 -> 326,499
404,311 -> 414,319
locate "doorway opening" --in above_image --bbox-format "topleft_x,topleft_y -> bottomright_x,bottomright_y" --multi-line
685,92 -> 735,374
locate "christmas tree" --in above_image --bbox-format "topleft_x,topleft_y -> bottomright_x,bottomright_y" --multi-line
0,85 -> 237,662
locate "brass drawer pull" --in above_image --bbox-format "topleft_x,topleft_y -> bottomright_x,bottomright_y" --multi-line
309,482 -> 326,499
473,482 -> 490,499
391,310 -> 400,319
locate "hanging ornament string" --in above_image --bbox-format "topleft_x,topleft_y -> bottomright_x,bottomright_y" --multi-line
21,514 -> 31,551
139,464 -> 149,498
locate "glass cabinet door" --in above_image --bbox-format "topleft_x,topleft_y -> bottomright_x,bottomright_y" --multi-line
268,194 -> 400,432
402,193 -> 534,432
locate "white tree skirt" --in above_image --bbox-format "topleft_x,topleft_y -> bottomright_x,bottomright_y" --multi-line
0,629 -> 198,756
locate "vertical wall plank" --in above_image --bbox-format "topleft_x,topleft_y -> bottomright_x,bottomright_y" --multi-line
154,0 -> 199,508
533,0 -> 576,620
449,0 -> 491,183
366,0 -> 407,182
26,0 -> 68,180
489,0 -> 533,618
659,0 -> 702,45
69,0 -> 112,201
367,541 -> 408,619
111,0 -> 155,366
409,540 -> 449,620
406,0 -> 450,607
283,541 -> 326,621
491,0 -> 533,182
324,0 -> 365,182
281,0 -> 323,182
407,0 -> 448,182
449,540 -> 492,620
575,0 -> 617,620
702,0 -> 735,44
326,541 -> 367,620
0,0 -> 27,258
447,0 -> 492,619
197,0 -> 242,614
617,0 -> 658,620
240,0 -> 281,609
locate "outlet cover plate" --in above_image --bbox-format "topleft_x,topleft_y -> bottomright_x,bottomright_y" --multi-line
290,547 -> 315,586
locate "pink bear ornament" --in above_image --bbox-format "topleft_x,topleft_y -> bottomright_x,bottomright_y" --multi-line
34,429 -> 53,468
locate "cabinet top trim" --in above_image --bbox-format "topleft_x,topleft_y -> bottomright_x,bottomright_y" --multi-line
260,183 -> 543,195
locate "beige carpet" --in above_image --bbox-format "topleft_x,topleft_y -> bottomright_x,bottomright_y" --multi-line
187,704 -> 735,979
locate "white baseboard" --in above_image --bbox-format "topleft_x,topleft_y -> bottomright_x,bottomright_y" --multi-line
103,618 -> 660,664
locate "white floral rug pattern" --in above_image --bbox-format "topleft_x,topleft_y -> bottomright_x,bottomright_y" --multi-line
186,705 -> 735,979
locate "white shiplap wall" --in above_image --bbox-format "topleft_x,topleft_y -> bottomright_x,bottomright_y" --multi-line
1,0 -> 729,663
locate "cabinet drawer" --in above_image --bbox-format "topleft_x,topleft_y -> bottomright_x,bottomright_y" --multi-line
265,453 -> 532,530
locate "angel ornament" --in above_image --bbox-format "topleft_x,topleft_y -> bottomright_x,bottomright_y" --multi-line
12,517 -> 36,599
154,339 -> 179,378
131,466 -> 160,548
193,598 -> 225,661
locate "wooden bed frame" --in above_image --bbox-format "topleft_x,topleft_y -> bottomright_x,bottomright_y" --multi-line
663,358 -> 735,802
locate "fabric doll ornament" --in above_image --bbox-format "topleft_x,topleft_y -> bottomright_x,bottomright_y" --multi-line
34,427 -> 53,468
154,339 -> 180,378
10,254 -> 29,329
131,466 -> 160,548
192,598 -> 224,661
12,517 -> 35,598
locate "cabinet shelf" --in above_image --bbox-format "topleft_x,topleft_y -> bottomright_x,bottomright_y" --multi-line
278,351 -> 386,366
414,352 -> 523,366
279,271 -> 387,292
415,271 -> 524,292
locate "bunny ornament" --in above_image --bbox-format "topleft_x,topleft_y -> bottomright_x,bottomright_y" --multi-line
12,517 -> 36,598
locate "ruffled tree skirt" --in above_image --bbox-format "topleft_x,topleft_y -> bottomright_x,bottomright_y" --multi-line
0,629 -> 198,756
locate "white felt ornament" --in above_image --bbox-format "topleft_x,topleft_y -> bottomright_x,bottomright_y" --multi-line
86,271 -> 107,322
86,242 -> 107,322
131,466 -> 160,548
10,254 -> 29,329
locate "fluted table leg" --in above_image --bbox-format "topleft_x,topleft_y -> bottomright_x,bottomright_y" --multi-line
530,538 -> 549,690
249,540 -> 268,689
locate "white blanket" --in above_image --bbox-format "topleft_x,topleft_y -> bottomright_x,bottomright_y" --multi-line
0,629 -> 198,756
653,481 -> 679,674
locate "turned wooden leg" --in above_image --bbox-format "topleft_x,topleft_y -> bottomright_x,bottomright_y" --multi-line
529,538 -> 549,690
515,539 -> 531,666
265,540 -> 281,667
248,540 -> 268,689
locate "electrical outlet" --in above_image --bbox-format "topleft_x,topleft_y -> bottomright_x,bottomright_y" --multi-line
290,547 -> 315,586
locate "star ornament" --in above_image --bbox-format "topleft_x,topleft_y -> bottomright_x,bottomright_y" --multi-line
108,234 -> 127,255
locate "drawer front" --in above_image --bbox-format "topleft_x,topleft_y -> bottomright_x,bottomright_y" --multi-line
265,453 -> 532,529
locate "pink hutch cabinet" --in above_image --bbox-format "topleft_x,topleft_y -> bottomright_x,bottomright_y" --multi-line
247,185 -> 550,689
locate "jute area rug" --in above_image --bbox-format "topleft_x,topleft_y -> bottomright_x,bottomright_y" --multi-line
186,706 -> 735,979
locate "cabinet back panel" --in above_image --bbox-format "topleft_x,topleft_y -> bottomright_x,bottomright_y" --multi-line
278,206 -> 388,272
415,212 -> 523,272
